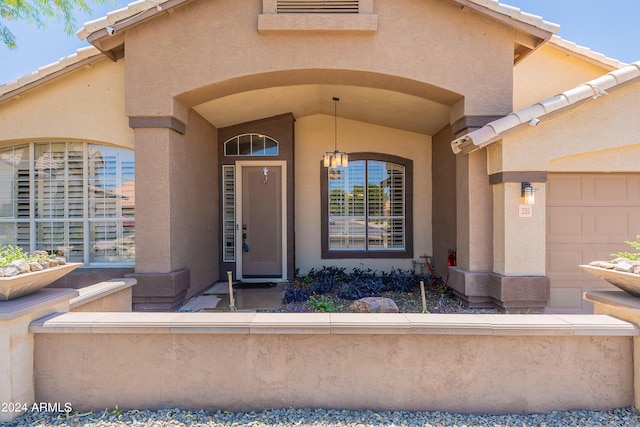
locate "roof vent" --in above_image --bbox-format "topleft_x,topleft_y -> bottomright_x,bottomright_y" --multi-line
277,0 -> 359,14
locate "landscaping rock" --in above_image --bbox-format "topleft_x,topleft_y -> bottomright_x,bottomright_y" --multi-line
55,257 -> 66,265
615,262 -> 635,273
30,262 -> 44,272
38,260 -> 50,269
9,259 -> 31,274
350,297 -> 399,313
2,266 -> 20,277
590,260 -> 616,269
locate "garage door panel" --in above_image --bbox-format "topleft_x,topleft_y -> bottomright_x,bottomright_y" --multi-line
547,176 -> 583,202
548,287 -> 586,311
547,210 -> 583,240
547,173 -> 640,314
547,208 -> 640,244
548,174 -> 640,207
593,176 -> 634,201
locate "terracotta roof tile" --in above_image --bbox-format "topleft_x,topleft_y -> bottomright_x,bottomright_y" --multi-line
548,36 -> 625,70
0,46 -> 102,98
76,0 -> 171,40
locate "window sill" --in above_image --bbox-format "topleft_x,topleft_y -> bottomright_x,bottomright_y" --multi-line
258,14 -> 378,34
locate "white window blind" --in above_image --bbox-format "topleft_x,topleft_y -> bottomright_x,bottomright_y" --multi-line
222,165 -> 236,262
0,142 -> 134,265
328,159 -> 405,251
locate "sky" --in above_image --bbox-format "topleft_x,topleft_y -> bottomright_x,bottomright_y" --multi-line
1,0 -> 640,85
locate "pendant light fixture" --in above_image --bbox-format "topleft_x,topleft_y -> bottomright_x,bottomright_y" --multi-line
323,97 -> 349,169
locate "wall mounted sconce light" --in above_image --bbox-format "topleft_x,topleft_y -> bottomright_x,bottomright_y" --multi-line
521,182 -> 536,205
323,97 -> 349,169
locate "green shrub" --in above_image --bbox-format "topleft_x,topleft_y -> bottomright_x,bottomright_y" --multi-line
308,295 -> 343,312
612,235 -> 640,261
0,245 -> 51,267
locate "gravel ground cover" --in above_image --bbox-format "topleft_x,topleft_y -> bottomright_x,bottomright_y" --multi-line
7,407 -> 640,427
270,286 -> 500,314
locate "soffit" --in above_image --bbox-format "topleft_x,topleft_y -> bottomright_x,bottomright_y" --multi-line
193,84 -> 450,135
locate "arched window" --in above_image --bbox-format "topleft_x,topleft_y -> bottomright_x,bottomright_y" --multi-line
0,142 -> 135,265
224,134 -> 279,156
321,153 -> 413,259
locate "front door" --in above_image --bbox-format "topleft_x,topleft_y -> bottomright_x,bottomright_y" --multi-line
239,164 -> 283,278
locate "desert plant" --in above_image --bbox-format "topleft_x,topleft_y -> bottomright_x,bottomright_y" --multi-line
612,235 -> 640,261
0,245 -> 51,267
308,295 -> 343,312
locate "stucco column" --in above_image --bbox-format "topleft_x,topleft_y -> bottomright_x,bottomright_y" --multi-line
448,149 -> 494,307
129,126 -> 190,311
490,181 -> 550,312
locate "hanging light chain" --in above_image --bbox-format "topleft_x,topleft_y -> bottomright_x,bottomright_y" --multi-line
323,97 -> 349,169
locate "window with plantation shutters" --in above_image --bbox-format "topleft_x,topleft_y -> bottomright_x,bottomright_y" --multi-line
0,142 -> 134,265
222,165 -> 236,262
322,153 -> 413,259
277,0 -> 359,14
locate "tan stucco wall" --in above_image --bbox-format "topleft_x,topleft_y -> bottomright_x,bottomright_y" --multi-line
33,329 -> 634,413
493,182 -> 546,276
513,44 -> 615,111
0,58 -> 132,148
487,80 -> 640,279
124,0 -> 515,122
295,115 -> 431,273
490,80 -> 640,174
171,110 -> 218,298
456,149 -> 493,272
431,125 -> 457,276
134,110 -> 218,297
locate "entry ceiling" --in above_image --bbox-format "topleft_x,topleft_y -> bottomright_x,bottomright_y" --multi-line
193,84 -> 451,135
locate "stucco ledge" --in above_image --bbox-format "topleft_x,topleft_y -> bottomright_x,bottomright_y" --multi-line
258,14 -> 378,34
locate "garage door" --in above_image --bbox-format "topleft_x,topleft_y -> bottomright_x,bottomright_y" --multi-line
546,173 -> 640,313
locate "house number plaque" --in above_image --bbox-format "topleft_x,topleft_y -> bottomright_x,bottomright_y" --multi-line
518,204 -> 533,218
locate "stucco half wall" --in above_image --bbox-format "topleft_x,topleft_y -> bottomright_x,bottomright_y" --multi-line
30,312 -> 636,414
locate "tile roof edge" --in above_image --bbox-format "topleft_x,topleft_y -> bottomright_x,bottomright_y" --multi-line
462,0 -> 560,34
0,46 -> 103,98
451,60 -> 640,154
548,35 -> 626,70
76,0 -> 172,40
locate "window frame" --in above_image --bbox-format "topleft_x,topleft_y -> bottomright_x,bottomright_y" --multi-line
0,141 -> 135,266
320,152 -> 413,259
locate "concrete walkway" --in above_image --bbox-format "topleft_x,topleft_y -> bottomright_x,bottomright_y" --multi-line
179,282 -> 285,312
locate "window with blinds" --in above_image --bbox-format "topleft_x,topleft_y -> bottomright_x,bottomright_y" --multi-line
277,0 -> 359,14
222,165 -> 236,262
0,142 -> 135,265
327,159 -> 405,252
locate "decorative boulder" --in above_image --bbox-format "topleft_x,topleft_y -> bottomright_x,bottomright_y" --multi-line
2,266 -> 20,277
8,259 -> 31,274
30,262 -> 44,272
349,297 -> 399,313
